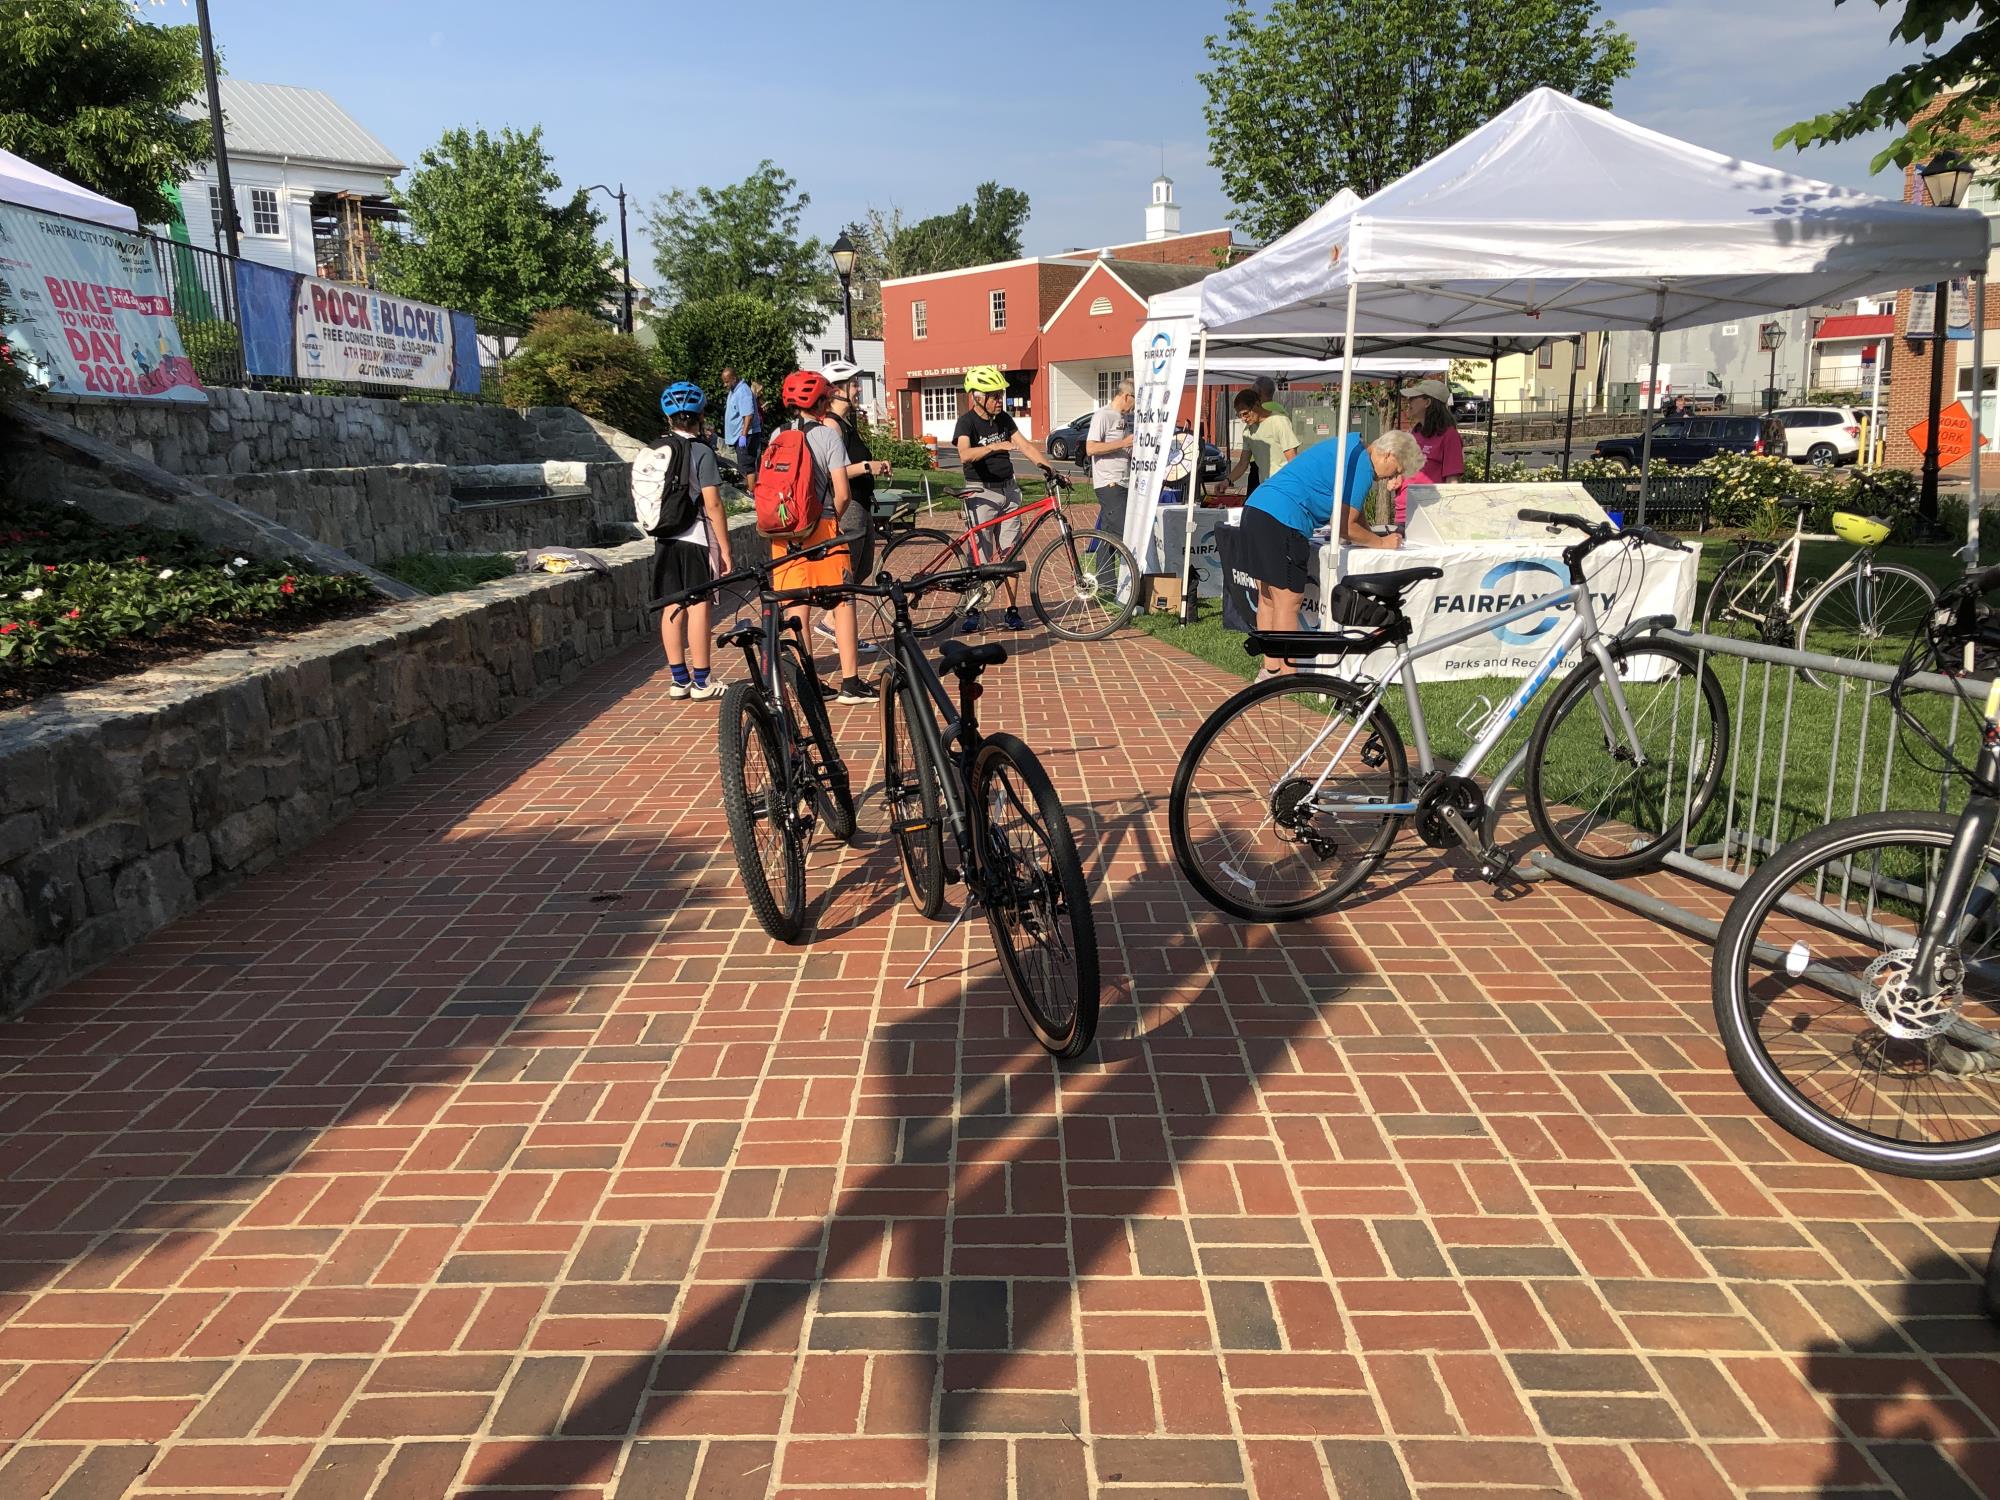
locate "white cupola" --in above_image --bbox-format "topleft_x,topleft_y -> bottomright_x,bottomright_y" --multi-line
1146,174 -> 1180,241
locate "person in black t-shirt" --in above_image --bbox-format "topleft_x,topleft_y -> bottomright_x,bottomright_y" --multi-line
951,365 -> 1056,632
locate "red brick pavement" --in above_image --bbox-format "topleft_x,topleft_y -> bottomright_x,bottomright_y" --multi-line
1,621 -> 1997,1499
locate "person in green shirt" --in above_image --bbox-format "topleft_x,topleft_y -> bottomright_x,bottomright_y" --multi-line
1225,390 -> 1300,494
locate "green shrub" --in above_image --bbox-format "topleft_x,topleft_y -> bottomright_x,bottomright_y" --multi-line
652,294 -> 797,419
862,420 -> 935,474
1805,388 -> 1865,407
176,318 -> 241,386
1461,451 -> 1530,483
498,308 -> 665,439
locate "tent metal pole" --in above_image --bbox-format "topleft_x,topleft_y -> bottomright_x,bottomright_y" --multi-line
1179,331 -> 1210,625
1560,335 -> 1581,480
1972,269 -> 1985,568
1332,284 -> 1358,547
1484,340 -> 1498,473
1637,290 -> 1666,527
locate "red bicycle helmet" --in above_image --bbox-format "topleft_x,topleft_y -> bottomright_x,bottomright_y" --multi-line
782,370 -> 830,409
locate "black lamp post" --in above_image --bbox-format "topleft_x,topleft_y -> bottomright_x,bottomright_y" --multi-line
1919,152 -> 1975,520
584,184 -> 633,335
193,0 -> 240,263
831,233 -> 858,363
1758,320 -> 1786,411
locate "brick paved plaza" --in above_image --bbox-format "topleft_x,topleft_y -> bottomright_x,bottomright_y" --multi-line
2,623 -> 1997,1499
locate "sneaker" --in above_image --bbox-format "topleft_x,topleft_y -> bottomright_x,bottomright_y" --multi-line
813,617 -> 839,642
688,680 -> 723,701
961,611 -> 984,635
818,677 -> 840,699
836,677 -> 876,705
1002,607 -> 1026,632
667,680 -> 691,700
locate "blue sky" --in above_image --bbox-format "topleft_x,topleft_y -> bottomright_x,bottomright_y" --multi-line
195,0 -> 1953,269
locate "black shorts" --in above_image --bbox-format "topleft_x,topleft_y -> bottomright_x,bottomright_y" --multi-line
651,537 -> 713,607
1238,506 -> 1311,593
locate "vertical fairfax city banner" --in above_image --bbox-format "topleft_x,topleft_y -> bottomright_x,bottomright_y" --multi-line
1122,317 -> 1195,570
0,203 -> 204,401
293,275 -> 454,388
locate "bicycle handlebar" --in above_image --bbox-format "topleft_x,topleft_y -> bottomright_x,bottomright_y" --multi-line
648,532 -> 851,612
1516,509 -> 1688,554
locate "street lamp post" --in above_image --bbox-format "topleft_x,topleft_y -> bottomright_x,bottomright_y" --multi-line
1758,321 -> 1786,411
193,0 -> 240,263
1919,153 -> 1975,521
584,184 -> 633,335
831,233 -> 858,364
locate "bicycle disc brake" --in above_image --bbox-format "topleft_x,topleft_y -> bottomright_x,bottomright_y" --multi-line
1861,947 -> 1963,1041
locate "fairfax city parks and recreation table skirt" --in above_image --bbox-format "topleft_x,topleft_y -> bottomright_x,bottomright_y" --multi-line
1161,507 -> 1700,683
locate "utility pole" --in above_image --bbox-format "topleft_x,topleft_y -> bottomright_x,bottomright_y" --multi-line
194,0 -> 239,261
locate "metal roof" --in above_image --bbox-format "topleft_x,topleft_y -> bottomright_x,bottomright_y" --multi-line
182,81 -> 403,174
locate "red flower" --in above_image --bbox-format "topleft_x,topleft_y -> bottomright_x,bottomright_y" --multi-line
136,555 -> 147,564
280,576 -> 296,596
65,608 -> 80,620
0,623 -> 15,636
42,564 -> 55,574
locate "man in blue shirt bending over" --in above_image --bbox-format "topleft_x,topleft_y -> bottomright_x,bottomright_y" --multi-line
1237,429 -> 1421,675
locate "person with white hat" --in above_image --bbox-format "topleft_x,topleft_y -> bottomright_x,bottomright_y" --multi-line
1396,378 -> 1465,526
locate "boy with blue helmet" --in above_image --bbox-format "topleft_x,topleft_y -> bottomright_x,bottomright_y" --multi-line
649,382 -> 733,700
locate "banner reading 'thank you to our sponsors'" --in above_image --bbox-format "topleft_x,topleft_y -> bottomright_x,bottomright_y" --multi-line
1122,317 -> 1194,570
0,202 -> 204,401
293,275 -> 453,388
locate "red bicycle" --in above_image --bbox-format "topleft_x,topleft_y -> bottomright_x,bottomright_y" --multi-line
876,469 -> 1140,641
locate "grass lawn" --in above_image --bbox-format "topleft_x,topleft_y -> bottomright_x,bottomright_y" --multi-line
1134,531 -> 1984,857
379,552 -> 517,595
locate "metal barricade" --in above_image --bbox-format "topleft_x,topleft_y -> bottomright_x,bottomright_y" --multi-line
1491,626 -> 1985,947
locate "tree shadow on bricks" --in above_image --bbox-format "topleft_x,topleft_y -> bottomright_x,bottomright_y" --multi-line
1800,1236 -> 2000,1499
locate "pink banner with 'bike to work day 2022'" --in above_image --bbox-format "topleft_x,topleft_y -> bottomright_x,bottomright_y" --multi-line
0,202 -> 204,401
293,276 -> 453,388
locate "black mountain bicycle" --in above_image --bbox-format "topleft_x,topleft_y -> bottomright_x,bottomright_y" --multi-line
859,558 -> 1100,1058
655,536 -> 858,944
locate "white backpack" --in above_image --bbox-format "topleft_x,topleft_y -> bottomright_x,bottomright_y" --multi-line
632,433 -> 697,537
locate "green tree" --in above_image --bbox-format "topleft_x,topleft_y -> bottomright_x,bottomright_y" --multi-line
653,294 -> 796,418
843,183 -> 1033,337
0,0 -> 211,227
646,163 -> 834,344
1201,0 -> 1635,242
498,309 -> 664,439
375,126 -> 615,327
1775,2 -> 2000,171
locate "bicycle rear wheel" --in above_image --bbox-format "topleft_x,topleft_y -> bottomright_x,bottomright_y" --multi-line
879,527 -> 969,637
1169,672 -> 1408,922
1029,528 -> 1139,641
1796,562 -> 1936,689
1524,639 -> 1728,877
718,680 -> 808,943
972,733 -> 1098,1059
1701,544 -> 1787,647
1712,811 -> 2000,1178
782,643 -> 855,844
880,661 -> 948,919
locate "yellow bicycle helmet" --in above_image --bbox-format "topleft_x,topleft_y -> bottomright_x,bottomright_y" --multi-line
1831,511 -> 1891,547
964,365 -> 1009,394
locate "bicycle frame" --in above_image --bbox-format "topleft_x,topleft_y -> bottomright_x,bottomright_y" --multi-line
947,486 -> 1067,566
886,610 -> 993,889
1276,578 -> 1646,820
1908,683 -> 2000,995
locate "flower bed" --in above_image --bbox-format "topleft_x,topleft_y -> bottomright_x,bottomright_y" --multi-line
1,500 -> 379,707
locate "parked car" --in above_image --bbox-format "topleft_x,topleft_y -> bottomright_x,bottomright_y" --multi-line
1638,364 -> 1727,410
1593,413 -> 1786,469
1769,406 -> 1862,467
1450,384 -> 1490,424
1046,413 -> 1094,462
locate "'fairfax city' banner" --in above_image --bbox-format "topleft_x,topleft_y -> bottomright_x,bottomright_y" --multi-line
0,203 -> 204,402
1122,317 -> 1195,570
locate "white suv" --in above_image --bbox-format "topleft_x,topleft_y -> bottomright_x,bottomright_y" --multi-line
1769,406 -> 1862,467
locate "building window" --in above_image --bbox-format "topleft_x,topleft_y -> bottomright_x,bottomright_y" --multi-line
821,349 -> 839,365
990,290 -> 1007,331
1537,343 -> 1554,369
1096,369 -> 1134,405
1088,296 -> 1114,317
207,184 -> 228,243
921,384 -> 960,424
912,301 -> 927,339
249,187 -> 281,237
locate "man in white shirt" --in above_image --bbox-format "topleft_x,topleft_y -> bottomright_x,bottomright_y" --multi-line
1085,380 -> 1137,551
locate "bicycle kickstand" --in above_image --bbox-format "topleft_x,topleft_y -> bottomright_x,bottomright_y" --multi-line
905,893 -> 983,990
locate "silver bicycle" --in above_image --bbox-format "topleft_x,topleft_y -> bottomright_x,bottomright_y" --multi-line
1170,510 -> 1731,920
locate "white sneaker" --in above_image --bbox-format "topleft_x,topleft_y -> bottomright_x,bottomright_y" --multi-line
668,680 -> 691,700
688,680 -> 723,701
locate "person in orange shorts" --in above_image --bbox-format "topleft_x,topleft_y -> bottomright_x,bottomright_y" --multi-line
769,369 -> 872,703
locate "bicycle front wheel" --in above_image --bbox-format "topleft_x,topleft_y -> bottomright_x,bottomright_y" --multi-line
1029,527 -> 1139,641
880,661 -> 948,919
1701,544 -> 1787,647
1525,639 -> 1728,876
718,681 -> 808,943
972,732 -> 1099,1059
1169,672 -> 1408,922
1712,811 -> 2000,1178
879,527 -> 969,637
1796,562 -> 1936,688
782,644 -> 855,844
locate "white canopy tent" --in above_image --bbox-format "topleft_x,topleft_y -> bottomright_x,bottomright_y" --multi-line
0,149 -> 138,231
1173,87 -> 1993,565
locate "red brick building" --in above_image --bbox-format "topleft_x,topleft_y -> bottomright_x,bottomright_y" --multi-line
883,181 -> 1242,442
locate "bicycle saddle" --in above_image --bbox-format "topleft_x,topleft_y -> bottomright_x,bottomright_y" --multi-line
940,640 -> 1008,672
1345,565 -> 1445,603
716,621 -> 759,649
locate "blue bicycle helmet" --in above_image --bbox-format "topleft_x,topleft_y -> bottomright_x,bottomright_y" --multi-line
660,381 -> 706,418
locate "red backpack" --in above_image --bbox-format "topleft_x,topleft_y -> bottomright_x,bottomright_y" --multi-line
753,420 -> 824,539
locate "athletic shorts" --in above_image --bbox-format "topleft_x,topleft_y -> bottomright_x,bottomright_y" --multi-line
1238,506 -> 1312,594
651,538 -> 713,607
771,512 -> 853,592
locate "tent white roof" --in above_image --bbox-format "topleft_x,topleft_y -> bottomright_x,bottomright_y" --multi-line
1184,354 -> 1447,386
0,149 -> 138,231
1193,87 -> 1992,341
